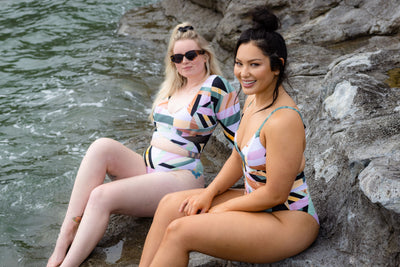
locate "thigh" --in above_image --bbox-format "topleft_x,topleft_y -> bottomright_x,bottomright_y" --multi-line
161,188 -> 244,208
94,170 -> 205,217
171,210 -> 319,263
156,188 -> 244,219
85,138 -> 147,180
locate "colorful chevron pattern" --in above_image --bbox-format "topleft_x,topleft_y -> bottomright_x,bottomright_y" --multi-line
145,75 -> 240,177
234,106 -> 319,223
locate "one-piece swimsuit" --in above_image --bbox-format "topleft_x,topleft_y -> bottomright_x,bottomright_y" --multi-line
144,75 -> 241,178
234,106 -> 319,223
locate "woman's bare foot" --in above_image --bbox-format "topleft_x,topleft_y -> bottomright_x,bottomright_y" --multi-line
47,219 -> 80,267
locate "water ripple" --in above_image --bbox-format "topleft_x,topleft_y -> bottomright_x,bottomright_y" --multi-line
0,0 -> 162,264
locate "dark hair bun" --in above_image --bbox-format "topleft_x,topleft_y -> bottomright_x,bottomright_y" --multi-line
249,7 -> 279,32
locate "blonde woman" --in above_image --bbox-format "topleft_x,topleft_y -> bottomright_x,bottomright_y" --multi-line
47,23 -> 240,267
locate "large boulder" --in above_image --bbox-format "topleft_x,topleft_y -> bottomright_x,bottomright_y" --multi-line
84,0 -> 400,266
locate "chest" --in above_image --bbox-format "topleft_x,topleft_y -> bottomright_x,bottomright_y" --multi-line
153,90 -> 217,131
167,87 -> 201,114
235,111 -> 268,151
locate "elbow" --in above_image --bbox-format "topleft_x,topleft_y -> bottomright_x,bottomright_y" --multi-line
275,194 -> 289,206
261,188 -> 289,209
269,194 -> 287,208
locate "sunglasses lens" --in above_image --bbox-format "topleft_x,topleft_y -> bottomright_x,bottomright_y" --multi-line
185,50 -> 198,61
171,54 -> 184,63
171,50 -> 203,64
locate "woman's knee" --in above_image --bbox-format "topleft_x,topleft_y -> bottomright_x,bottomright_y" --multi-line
86,184 -> 113,211
157,192 -> 183,210
87,138 -> 118,154
163,217 -> 192,245
85,138 -> 126,173
153,192 -> 187,224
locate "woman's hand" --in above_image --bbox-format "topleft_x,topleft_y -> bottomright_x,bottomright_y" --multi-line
179,190 -> 214,216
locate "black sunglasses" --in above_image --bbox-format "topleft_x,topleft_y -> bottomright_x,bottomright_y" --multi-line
170,50 -> 205,64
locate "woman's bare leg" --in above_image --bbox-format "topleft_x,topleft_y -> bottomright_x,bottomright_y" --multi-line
151,211 -> 318,266
139,189 -> 243,267
59,170 -> 204,267
47,138 -> 147,267
139,190 -> 200,267
140,190 -> 319,267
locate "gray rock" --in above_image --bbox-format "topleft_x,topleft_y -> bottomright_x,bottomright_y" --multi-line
359,158 -> 400,213
83,0 -> 400,266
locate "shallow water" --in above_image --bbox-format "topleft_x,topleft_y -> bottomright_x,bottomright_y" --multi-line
0,0 -> 162,265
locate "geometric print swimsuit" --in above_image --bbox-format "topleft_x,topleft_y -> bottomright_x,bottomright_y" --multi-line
144,75 -> 241,178
234,106 -> 319,224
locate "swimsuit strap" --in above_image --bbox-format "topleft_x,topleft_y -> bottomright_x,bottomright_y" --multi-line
234,106 -> 303,155
240,99 -> 254,119
234,140 -> 241,156
246,99 -> 254,108
255,106 -> 303,136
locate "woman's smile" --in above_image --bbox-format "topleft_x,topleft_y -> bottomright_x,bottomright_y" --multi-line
242,79 -> 256,88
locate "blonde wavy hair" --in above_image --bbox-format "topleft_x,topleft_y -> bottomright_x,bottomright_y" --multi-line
150,22 -> 222,120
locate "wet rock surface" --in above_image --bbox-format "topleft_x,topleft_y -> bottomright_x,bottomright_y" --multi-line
83,0 -> 400,266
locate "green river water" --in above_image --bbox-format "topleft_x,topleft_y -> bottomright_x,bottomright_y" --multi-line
0,0 -> 163,265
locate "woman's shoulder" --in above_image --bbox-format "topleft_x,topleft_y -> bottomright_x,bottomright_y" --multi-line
208,75 -> 236,93
262,106 -> 304,134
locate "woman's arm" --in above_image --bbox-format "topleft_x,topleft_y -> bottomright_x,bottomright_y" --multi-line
180,148 -> 243,215
212,76 -> 241,145
205,148 -> 244,196
210,109 -> 305,213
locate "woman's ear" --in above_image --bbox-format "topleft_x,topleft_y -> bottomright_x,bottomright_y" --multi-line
273,57 -> 284,75
279,57 -> 285,66
204,52 -> 209,62
271,55 -> 284,73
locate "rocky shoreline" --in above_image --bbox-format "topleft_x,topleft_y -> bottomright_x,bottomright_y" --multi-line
83,0 -> 400,266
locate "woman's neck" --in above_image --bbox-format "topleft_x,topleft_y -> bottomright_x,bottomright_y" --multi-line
184,72 -> 208,90
252,86 -> 289,111
252,88 -> 276,110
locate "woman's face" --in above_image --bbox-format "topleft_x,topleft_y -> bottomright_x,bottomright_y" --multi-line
172,39 -> 207,80
234,42 -> 279,96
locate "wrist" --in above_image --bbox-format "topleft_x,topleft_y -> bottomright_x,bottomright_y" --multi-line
205,184 -> 220,198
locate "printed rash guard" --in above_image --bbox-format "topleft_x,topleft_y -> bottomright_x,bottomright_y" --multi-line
144,75 -> 241,178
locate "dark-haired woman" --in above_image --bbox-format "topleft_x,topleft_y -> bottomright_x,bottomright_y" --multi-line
139,7 -> 319,266
47,23 -> 240,267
